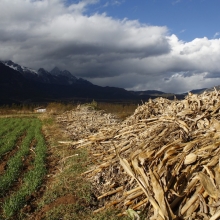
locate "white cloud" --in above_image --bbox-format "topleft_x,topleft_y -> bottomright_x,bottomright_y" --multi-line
172,0 -> 181,5
111,0 -> 125,6
0,0 -> 220,93
179,29 -> 186,33
214,32 -> 220,38
102,2 -> 109,7
68,0 -> 99,13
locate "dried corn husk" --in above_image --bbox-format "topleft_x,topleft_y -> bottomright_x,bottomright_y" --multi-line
184,153 -> 197,165
57,89 -> 220,219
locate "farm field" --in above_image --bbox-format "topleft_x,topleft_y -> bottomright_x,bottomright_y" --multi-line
0,104 -> 131,220
0,117 -> 47,219
2,93 -> 220,219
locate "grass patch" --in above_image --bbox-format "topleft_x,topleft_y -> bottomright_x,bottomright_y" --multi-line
45,205 -> 130,220
2,119 -> 47,218
92,208 -> 130,220
39,148 -> 91,205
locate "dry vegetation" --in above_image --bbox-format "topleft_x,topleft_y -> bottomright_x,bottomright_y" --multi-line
0,101 -> 136,219
96,102 -> 138,120
0,104 -> 35,116
57,89 -> 220,219
31,102 -> 133,219
3,93 -> 220,219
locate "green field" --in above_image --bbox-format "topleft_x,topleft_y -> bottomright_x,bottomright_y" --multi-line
0,103 -> 134,219
0,117 -> 47,219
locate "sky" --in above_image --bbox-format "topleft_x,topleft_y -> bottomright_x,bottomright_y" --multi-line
0,0 -> 220,93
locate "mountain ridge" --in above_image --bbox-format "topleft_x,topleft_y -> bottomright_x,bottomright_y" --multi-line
0,60 -> 208,104
1,60 -> 92,86
0,61 -> 143,104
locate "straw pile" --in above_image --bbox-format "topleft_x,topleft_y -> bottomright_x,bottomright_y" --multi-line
57,104 -> 119,141
58,89 -> 220,219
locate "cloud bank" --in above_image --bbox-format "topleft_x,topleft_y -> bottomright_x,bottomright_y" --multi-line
0,0 -> 220,93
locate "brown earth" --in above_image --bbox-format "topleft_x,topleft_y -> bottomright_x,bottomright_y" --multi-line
30,194 -> 77,220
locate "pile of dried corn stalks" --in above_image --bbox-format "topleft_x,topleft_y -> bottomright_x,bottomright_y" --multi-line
58,89 -> 220,219
57,104 -> 119,141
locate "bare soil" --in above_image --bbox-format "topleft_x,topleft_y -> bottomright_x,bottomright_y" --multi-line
30,194 -> 77,220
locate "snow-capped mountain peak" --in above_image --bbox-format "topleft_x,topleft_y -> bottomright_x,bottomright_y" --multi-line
0,60 -> 91,86
2,60 -> 38,75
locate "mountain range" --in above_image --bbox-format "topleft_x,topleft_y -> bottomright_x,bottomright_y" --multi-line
0,60 -> 206,105
2,60 -> 92,86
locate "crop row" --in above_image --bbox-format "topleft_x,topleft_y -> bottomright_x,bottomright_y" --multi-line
0,118 -> 23,137
0,119 -> 37,195
0,118 -> 47,218
0,118 -> 32,158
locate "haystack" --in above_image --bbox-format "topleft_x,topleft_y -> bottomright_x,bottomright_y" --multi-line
58,89 -> 220,219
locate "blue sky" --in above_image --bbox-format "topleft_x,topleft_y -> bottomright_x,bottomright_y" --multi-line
0,0 -> 220,93
75,0 -> 220,41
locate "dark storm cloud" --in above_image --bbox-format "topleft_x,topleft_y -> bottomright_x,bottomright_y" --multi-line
0,0 -> 220,93
204,71 -> 220,78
